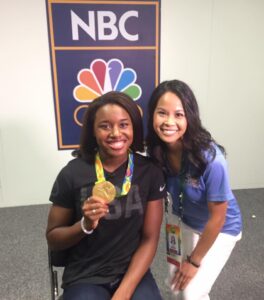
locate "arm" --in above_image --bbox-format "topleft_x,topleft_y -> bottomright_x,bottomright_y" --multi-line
46,196 -> 109,251
112,199 -> 163,300
172,201 -> 227,291
46,205 -> 84,251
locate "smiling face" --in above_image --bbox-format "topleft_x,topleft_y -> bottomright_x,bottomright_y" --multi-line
94,104 -> 133,161
153,92 -> 187,148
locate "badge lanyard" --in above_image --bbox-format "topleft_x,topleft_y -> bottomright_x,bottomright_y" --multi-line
95,151 -> 134,196
165,174 -> 185,268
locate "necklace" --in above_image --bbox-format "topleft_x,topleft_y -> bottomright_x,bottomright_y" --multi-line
95,151 -> 134,197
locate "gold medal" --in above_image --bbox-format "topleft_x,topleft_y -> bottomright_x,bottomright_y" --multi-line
92,181 -> 116,203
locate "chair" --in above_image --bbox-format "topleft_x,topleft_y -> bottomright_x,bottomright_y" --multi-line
48,249 -> 68,300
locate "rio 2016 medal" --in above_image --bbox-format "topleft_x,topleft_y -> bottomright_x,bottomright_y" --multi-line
92,181 -> 116,203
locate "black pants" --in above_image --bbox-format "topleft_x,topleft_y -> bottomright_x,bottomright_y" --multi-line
63,270 -> 163,300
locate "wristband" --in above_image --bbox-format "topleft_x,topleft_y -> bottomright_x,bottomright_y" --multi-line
187,255 -> 200,268
81,217 -> 94,235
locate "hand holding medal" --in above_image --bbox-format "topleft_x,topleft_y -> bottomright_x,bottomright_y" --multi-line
81,193 -> 110,233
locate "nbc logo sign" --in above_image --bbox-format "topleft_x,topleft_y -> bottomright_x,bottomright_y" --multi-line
73,58 -> 142,126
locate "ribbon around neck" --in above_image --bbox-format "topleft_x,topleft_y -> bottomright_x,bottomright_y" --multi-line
95,151 -> 134,197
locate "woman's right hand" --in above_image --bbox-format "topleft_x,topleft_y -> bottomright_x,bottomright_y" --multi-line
82,196 -> 109,230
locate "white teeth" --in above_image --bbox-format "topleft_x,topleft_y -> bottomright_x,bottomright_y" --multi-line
161,129 -> 178,136
109,141 -> 125,149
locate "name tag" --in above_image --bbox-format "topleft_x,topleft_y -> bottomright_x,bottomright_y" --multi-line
166,223 -> 182,268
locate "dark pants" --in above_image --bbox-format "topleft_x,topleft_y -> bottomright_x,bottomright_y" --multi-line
63,270 -> 163,300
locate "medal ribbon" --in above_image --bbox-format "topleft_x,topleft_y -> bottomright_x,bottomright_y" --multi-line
95,151 -> 134,196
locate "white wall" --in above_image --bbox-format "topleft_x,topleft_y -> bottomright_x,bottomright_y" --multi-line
0,0 -> 263,207
161,0 -> 264,188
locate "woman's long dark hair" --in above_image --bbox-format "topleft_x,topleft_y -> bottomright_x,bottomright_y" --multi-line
75,91 -> 144,163
146,80 -> 225,176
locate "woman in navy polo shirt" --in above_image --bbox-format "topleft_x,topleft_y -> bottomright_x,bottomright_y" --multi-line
147,79 -> 242,300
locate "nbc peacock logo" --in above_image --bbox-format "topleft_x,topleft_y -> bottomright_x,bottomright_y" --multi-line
73,59 -> 142,126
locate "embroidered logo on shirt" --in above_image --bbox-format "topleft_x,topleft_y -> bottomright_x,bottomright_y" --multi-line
159,184 -> 166,192
185,174 -> 200,188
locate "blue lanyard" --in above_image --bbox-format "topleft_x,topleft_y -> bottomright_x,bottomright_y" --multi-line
165,155 -> 186,219
177,175 -> 185,220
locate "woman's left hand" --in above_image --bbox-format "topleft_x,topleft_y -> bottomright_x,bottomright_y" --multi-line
171,260 -> 198,291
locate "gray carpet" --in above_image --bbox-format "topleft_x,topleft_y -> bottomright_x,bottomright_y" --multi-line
0,189 -> 263,300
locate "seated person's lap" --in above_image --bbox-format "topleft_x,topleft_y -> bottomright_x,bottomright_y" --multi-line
63,270 -> 162,300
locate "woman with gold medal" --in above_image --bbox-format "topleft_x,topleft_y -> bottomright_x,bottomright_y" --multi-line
46,91 -> 166,300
